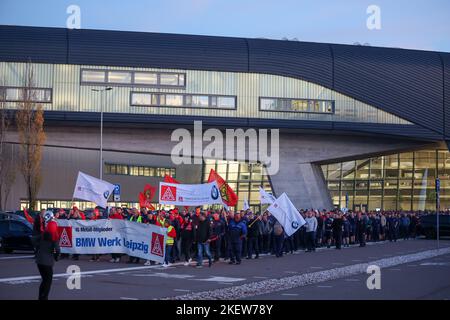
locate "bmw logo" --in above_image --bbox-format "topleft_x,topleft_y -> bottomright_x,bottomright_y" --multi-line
103,191 -> 110,199
211,185 -> 219,200
292,221 -> 299,229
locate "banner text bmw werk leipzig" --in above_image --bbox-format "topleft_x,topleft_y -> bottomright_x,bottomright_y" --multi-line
57,220 -> 167,263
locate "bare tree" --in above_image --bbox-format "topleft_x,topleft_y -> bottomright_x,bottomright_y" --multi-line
16,64 -> 46,211
0,79 -> 17,211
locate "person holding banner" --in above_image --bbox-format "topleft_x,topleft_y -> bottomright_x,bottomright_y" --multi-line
108,208 -> 123,263
194,212 -> 213,268
127,208 -> 144,264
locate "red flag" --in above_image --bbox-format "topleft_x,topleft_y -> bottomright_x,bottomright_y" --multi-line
207,169 -> 238,207
24,209 -> 34,224
139,184 -> 156,210
163,175 -> 180,184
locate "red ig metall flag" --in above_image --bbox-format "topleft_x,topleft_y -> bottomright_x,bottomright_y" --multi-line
139,184 -> 156,210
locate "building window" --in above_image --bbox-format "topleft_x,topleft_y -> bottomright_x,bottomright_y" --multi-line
134,72 -> 157,85
107,71 -> 132,84
105,163 -> 176,178
131,92 -> 236,109
81,70 -> 106,83
321,149 -> 449,211
81,69 -> 186,88
259,97 -> 334,114
161,94 -> 184,107
160,73 -> 185,86
0,86 -> 52,103
202,159 -> 273,211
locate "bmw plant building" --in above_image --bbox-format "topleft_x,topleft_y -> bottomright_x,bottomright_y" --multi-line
1,25 -> 450,212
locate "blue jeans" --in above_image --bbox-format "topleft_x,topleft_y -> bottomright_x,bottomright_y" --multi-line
165,244 -> 173,264
197,242 -> 212,266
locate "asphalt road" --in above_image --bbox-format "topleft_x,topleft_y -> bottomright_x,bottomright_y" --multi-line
0,239 -> 449,300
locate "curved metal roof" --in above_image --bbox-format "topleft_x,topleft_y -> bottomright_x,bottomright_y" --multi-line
0,25 -> 448,140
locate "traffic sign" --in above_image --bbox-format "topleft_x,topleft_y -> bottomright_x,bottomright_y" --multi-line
113,184 -> 121,202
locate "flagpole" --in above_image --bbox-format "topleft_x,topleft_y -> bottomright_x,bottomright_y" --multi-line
248,214 -> 262,228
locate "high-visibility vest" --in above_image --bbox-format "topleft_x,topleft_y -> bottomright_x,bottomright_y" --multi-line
157,217 -> 165,227
130,215 -> 142,223
166,225 -> 175,245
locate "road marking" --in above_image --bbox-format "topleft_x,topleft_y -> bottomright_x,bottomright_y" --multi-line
284,271 -> 297,274
344,279 -> 360,282
195,276 -> 246,283
352,259 -> 363,262
420,262 -> 449,266
281,293 -> 298,296
317,285 -> 333,288
0,264 -> 181,284
310,266 -> 323,269
162,246 -> 450,300
332,262 -> 345,265
131,273 -> 194,279
120,297 -> 138,300
253,276 -> 269,279
174,289 -> 190,292
3,279 -> 40,285
0,255 -> 34,260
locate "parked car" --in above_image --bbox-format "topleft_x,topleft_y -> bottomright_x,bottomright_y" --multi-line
419,214 -> 450,239
0,213 -> 34,253
0,212 -> 30,223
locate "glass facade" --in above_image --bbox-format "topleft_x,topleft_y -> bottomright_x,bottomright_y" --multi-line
131,92 -> 237,109
0,86 -> 52,103
321,149 -> 450,211
105,163 -> 175,178
80,69 -> 185,87
260,97 -> 334,114
20,200 -> 175,211
202,159 -> 273,212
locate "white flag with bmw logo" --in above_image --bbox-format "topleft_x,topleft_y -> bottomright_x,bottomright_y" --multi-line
267,193 -> 306,236
73,171 -> 116,208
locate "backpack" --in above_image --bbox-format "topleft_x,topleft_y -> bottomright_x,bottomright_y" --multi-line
273,221 -> 284,236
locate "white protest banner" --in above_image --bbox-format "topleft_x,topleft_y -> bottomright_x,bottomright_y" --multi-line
159,181 -> 222,206
57,219 -> 167,263
267,193 -> 306,236
259,186 -> 276,205
73,171 -> 116,208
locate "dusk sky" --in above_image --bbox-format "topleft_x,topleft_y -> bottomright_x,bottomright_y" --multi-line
0,0 -> 449,52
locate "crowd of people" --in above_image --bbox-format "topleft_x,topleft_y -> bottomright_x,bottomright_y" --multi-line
29,205 -> 444,300
33,206 -> 431,269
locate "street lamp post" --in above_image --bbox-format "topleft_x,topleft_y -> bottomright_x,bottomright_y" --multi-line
91,87 -> 113,180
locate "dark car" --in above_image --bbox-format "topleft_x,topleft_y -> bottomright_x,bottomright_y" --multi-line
419,214 -> 450,239
0,213 -> 34,253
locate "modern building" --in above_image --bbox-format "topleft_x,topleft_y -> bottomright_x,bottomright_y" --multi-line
1,25 -> 449,212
